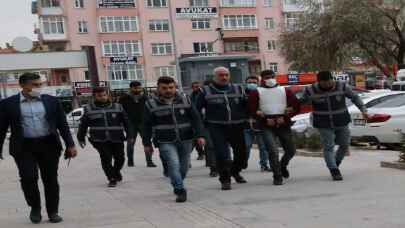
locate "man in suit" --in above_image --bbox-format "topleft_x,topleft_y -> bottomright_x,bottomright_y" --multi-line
0,73 -> 78,224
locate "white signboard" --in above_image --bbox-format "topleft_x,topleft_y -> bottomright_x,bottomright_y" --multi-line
176,7 -> 218,18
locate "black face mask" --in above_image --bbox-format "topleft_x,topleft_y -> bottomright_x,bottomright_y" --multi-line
94,100 -> 111,107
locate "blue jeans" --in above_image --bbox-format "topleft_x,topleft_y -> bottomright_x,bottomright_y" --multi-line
158,141 -> 193,191
318,126 -> 351,169
244,129 -> 269,168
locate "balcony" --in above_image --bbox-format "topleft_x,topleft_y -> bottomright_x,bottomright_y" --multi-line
223,38 -> 259,55
282,0 -> 306,12
38,0 -> 63,15
220,0 -> 256,8
40,6 -> 63,15
40,33 -> 67,42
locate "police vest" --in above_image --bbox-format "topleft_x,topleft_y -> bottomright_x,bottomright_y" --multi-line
203,84 -> 248,125
146,93 -> 194,144
257,86 -> 287,115
84,102 -> 126,142
307,81 -> 351,128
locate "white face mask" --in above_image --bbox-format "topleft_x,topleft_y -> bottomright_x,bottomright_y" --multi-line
28,88 -> 42,97
265,79 -> 278,87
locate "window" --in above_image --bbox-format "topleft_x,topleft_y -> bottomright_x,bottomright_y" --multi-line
224,41 -> 259,52
190,0 -> 208,6
41,0 -> 60,7
151,43 -> 173,55
220,0 -> 256,7
285,13 -> 299,31
107,64 -> 144,80
269,63 -> 278,73
265,18 -> 274,29
74,0 -> 84,8
154,66 -> 175,77
84,71 -> 90,80
222,15 -> 257,30
149,20 -> 169,32
102,40 -> 142,57
78,21 -> 88,33
193,42 -> 213,53
146,0 -> 167,7
267,40 -> 276,50
41,16 -> 64,34
99,16 -> 139,33
264,0 -> 272,7
192,19 -> 210,30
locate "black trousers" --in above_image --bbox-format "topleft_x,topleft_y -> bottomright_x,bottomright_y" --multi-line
208,124 -> 247,183
13,136 -> 61,214
92,141 -> 125,181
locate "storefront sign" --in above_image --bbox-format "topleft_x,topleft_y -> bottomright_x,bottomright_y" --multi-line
176,7 -> 218,18
287,73 -> 299,84
110,56 -> 137,65
98,0 -> 135,8
74,81 -> 108,95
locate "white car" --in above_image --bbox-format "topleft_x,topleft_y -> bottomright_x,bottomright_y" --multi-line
66,108 -> 84,128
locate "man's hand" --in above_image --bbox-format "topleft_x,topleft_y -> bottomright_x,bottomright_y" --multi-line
276,117 -> 285,125
256,111 -> 265,118
196,137 -> 206,146
266,118 -> 276,127
79,141 -> 86,149
64,147 -> 78,160
144,146 -> 154,155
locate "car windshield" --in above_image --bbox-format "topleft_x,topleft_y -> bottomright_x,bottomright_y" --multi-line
368,93 -> 405,108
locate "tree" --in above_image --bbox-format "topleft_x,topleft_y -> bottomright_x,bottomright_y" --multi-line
280,0 -> 405,75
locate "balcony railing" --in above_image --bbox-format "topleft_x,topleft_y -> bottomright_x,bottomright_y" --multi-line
220,0 -> 256,7
282,0 -> 306,12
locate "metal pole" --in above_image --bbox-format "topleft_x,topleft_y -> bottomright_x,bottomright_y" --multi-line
167,0 -> 183,92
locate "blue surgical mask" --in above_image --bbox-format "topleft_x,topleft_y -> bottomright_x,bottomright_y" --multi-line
246,83 -> 258,90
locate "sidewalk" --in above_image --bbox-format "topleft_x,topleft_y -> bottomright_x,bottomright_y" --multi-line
0,141 -> 404,228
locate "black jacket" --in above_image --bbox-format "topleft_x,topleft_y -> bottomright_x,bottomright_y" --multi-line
118,93 -> 147,126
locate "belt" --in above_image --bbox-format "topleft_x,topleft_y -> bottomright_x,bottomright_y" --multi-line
23,135 -> 55,143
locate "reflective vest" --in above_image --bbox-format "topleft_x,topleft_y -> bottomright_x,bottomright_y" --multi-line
84,102 -> 126,142
146,93 -> 194,144
257,86 -> 287,115
202,84 -> 248,125
306,81 -> 351,128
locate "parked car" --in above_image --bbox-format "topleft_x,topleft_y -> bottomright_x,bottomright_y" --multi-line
66,107 -> 84,128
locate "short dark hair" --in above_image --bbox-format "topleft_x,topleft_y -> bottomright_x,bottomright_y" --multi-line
191,81 -> 200,86
245,76 -> 259,82
92,87 -> 108,95
130,80 -> 142,88
157,76 -> 176,85
19,72 -> 40,85
317,71 -> 333,81
260,70 -> 275,77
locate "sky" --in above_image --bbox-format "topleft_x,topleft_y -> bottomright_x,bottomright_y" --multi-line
0,0 -> 37,48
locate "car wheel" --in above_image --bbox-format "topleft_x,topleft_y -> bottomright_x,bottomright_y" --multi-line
381,143 -> 401,151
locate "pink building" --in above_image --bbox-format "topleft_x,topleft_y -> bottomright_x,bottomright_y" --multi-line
32,0 -> 304,90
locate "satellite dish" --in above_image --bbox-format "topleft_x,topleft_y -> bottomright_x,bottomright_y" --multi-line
12,37 -> 33,52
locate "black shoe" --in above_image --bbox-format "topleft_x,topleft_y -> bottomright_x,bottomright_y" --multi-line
48,213 -> 63,223
273,176 -> 284,185
116,173 -> 123,182
261,166 -> 272,172
281,166 -> 290,178
197,155 -> 204,160
174,189 -> 187,203
330,168 -> 343,181
108,179 -> 117,187
221,182 -> 232,191
232,173 -> 247,183
147,161 -> 157,168
209,170 -> 218,177
128,161 -> 134,167
30,208 -> 42,224
336,160 -> 341,168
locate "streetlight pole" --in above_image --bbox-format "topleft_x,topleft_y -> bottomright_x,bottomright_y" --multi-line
167,0 -> 183,92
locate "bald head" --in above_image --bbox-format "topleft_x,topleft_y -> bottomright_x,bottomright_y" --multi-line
213,66 -> 230,86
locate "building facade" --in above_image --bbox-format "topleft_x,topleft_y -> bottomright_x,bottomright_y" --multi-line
32,0 -> 304,89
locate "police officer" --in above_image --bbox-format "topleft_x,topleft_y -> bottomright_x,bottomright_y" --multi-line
77,87 -> 133,187
195,67 -> 248,191
142,77 -> 205,203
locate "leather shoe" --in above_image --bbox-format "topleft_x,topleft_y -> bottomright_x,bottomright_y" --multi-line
48,213 -> 63,223
232,173 -> 247,183
30,208 -> 42,224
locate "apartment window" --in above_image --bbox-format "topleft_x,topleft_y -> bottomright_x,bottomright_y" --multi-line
74,0 -> 84,8
41,0 -> 60,7
151,43 -> 173,55
102,40 -> 142,57
220,0 -> 256,7
84,71 -> 90,81
191,19 -> 210,30
267,40 -> 276,50
41,16 -> 64,34
224,41 -> 259,52
99,16 -> 139,33
107,64 -> 144,80
223,15 -> 257,30
269,63 -> 278,73
149,20 -> 169,32
78,21 -> 88,33
146,0 -> 167,7
265,18 -> 274,29
154,66 -> 175,77
190,0 -> 208,6
193,42 -> 213,53
264,0 -> 272,7
285,13 -> 299,31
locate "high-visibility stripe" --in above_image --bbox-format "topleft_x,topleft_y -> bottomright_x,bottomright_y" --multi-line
206,119 -> 246,124
152,123 -> 191,131
313,108 -> 348,115
89,126 -> 124,131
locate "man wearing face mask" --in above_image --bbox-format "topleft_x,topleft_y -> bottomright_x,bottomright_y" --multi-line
244,76 -> 271,172
248,70 -> 300,185
119,81 -> 157,168
195,67 -> 248,191
77,87 -> 133,188
0,73 -> 77,224
142,77 -> 205,203
299,71 -> 368,181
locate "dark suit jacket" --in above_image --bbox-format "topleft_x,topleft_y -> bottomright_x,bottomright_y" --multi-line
0,94 -> 75,157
